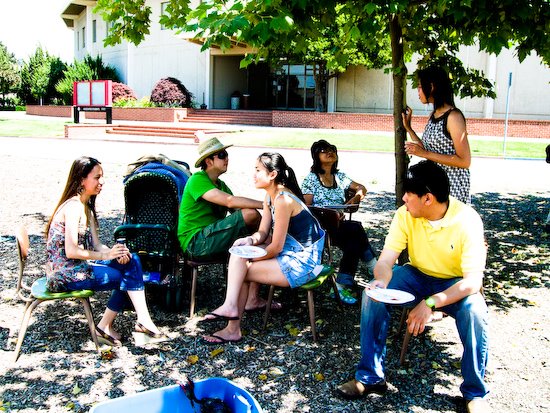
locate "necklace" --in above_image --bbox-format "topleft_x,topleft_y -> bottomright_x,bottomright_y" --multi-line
318,173 -> 335,188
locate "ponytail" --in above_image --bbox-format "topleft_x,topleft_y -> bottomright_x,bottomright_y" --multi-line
258,152 -> 304,201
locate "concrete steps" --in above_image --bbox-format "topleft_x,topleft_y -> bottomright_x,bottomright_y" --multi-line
106,125 -> 199,140
182,109 -> 273,126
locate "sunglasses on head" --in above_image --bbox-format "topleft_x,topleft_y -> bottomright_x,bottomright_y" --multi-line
213,150 -> 228,160
319,146 -> 337,153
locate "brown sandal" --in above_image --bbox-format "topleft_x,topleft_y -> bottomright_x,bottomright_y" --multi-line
134,322 -> 167,339
95,326 -> 122,347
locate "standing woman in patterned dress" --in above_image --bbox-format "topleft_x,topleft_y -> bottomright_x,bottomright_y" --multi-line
402,66 -> 472,204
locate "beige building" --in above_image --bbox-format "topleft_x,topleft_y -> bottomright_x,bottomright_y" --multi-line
62,0 -> 550,120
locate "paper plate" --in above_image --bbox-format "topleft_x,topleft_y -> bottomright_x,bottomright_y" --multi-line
228,245 -> 267,259
366,288 -> 415,304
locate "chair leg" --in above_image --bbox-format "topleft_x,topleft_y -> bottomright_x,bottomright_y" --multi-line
329,275 -> 343,307
398,307 -> 409,334
400,329 -> 412,366
13,298 -> 42,363
307,290 -> 318,342
398,307 -> 411,365
189,266 -> 198,317
79,297 -> 100,352
262,285 -> 276,330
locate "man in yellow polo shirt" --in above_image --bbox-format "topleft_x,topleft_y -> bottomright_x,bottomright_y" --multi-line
337,161 -> 489,413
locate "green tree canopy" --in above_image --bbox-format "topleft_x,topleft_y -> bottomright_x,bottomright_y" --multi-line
95,0 -> 549,203
19,47 -> 67,105
0,42 -> 21,107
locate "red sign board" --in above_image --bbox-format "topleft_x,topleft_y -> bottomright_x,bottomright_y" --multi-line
73,80 -> 112,107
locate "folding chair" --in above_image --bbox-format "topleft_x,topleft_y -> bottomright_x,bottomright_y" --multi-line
262,208 -> 342,342
12,225 -> 100,362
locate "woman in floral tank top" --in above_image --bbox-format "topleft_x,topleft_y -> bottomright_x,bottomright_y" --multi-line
402,66 -> 472,204
45,156 -> 167,346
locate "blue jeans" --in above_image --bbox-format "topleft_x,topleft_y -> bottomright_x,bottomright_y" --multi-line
64,253 -> 144,313
356,264 -> 489,400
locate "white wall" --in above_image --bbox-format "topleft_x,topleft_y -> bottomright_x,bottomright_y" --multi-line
69,2 -> 549,119
72,0 -> 207,105
336,46 -> 550,120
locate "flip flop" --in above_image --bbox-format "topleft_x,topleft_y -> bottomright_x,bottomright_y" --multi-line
200,312 -> 240,323
244,301 -> 283,313
95,326 -> 122,347
132,331 -> 171,347
201,334 -> 242,345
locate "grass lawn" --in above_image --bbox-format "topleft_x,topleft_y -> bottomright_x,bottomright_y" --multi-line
1,118 -> 548,159
227,129 -> 549,159
0,118 -> 67,138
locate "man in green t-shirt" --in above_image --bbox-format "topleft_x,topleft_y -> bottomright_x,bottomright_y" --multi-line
178,137 -> 274,310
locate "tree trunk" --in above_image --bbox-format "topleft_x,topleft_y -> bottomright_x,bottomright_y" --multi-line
389,14 -> 408,208
390,14 -> 410,265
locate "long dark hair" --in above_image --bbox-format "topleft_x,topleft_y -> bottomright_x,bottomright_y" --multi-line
258,152 -> 305,201
310,139 -> 338,175
417,66 -> 455,110
45,156 -> 101,237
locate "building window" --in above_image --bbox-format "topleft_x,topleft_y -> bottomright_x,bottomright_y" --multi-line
92,20 -> 97,43
270,63 -> 316,110
77,31 -> 80,50
82,27 -> 86,48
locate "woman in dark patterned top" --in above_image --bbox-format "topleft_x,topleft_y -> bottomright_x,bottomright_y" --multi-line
45,156 -> 166,346
402,66 -> 472,204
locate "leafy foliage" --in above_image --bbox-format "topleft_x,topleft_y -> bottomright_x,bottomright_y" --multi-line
150,77 -> 194,107
18,47 -> 66,105
112,81 -> 137,103
55,55 -> 121,105
113,96 -> 155,108
0,42 -> 20,107
94,0 -> 550,202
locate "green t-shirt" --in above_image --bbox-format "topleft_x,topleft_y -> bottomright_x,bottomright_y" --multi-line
177,170 -> 233,251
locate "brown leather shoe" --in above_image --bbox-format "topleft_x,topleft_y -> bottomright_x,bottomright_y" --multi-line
467,398 -> 491,413
336,379 -> 387,400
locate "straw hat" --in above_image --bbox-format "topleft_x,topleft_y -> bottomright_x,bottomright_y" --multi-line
194,137 -> 233,168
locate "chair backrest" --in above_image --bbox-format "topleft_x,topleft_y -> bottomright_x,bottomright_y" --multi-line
309,206 -> 339,265
124,171 -> 181,227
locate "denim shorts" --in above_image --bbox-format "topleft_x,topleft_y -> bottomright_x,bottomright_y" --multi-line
277,231 -> 325,288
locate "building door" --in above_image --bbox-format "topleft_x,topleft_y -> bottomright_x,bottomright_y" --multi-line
269,63 -> 316,110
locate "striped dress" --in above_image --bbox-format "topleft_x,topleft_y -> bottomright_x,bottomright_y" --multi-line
422,108 -> 471,204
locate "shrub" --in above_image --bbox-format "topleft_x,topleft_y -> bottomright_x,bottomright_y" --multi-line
150,77 -> 193,107
112,82 -> 137,103
113,96 -> 155,108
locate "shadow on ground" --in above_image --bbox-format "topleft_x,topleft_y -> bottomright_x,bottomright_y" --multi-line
0,190 -> 548,412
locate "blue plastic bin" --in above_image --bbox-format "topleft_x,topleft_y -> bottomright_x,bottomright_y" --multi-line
90,377 -> 263,413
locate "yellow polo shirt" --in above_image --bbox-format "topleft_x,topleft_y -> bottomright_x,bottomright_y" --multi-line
384,197 -> 486,279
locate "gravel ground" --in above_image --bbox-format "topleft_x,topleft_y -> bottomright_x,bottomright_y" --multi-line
0,132 -> 549,413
